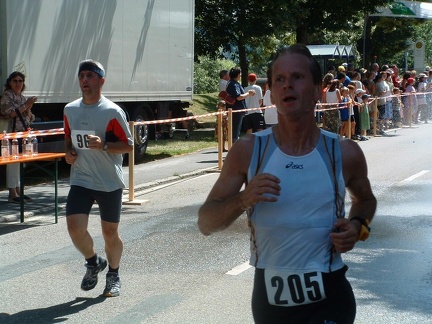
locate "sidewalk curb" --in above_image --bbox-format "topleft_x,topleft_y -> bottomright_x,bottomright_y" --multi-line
0,166 -> 221,223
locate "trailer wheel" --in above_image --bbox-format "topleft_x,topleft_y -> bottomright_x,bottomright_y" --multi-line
130,106 -> 149,163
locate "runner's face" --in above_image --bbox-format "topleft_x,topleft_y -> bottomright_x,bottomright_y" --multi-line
78,71 -> 104,96
270,53 -> 321,117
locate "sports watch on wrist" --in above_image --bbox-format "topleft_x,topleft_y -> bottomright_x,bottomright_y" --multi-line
103,141 -> 108,151
350,217 -> 370,241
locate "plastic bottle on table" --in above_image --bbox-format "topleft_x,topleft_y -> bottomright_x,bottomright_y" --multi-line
11,138 -> 19,158
22,136 -> 29,156
1,131 -> 10,159
32,136 -> 38,155
25,134 -> 33,155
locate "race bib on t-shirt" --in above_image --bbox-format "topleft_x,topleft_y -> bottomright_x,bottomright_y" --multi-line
264,269 -> 326,307
71,130 -> 95,150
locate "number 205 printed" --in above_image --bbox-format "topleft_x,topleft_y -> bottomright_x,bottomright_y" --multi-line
264,270 -> 326,307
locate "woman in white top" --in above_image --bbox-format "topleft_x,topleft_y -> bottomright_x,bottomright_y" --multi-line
263,85 -> 277,127
322,80 -> 342,133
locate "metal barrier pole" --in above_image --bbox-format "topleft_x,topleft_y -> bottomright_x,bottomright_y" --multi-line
228,108 -> 233,150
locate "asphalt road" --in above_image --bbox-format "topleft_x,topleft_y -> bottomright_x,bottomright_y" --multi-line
1,124 -> 432,323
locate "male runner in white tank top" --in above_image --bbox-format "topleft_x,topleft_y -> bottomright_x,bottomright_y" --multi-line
198,44 -> 376,323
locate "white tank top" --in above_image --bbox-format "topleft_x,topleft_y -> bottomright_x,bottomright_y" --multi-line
325,90 -> 339,103
247,128 -> 345,273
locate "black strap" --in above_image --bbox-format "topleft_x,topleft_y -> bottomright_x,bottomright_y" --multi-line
12,108 -> 29,132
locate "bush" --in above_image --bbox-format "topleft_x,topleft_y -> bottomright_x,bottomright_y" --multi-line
194,56 -> 235,94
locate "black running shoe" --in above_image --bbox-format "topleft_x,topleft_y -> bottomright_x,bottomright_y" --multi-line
81,256 -> 107,291
103,272 -> 121,297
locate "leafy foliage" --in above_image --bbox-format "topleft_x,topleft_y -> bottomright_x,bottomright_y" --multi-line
195,1 -> 430,79
194,56 -> 234,94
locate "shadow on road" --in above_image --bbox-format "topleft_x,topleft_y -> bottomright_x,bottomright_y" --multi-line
0,296 -> 106,323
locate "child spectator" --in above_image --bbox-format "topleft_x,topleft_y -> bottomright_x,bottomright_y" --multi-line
347,84 -> 357,139
391,88 -> 403,128
339,87 -> 350,138
359,94 -> 371,141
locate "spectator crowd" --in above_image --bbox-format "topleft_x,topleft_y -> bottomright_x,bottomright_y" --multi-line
217,62 -> 432,143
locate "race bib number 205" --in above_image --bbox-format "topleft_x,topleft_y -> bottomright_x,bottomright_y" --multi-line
71,130 -> 95,150
264,269 -> 326,307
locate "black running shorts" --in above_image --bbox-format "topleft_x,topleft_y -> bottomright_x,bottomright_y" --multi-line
66,185 -> 123,223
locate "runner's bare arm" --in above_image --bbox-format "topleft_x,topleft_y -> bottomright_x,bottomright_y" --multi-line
330,139 -> 377,252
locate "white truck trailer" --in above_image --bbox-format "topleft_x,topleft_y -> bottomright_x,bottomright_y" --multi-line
0,0 -> 194,162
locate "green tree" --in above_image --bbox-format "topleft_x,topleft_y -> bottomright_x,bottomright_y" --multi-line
194,56 -> 235,94
195,0 -> 392,84
195,0 -> 292,86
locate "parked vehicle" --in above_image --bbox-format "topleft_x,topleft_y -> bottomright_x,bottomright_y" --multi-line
0,0 -> 194,163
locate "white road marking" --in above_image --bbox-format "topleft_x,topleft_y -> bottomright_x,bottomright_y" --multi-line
397,170 -> 430,185
225,261 -> 252,276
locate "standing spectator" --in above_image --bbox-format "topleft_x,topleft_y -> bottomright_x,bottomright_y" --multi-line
64,59 -> 133,297
374,73 -> 388,133
404,77 -> 417,124
244,73 -> 265,134
322,80 -> 342,134
198,44 -> 376,323
389,64 -> 400,88
363,71 -> 376,96
359,94 -> 371,140
392,88 -> 403,128
351,71 -> 365,91
262,82 -> 277,127
417,73 -> 429,123
218,70 -> 229,92
336,71 -> 347,88
384,70 -> 394,128
0,71 -> 36,203
426,70 -> 432,120
400,71 -> 411,93
370,62 -> 380,77
225,67 -> 255,142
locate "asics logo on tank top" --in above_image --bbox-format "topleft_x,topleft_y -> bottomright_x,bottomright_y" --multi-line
285,162 -> 304,169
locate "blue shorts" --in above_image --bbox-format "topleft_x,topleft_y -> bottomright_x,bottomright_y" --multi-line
66,185 -> 123,223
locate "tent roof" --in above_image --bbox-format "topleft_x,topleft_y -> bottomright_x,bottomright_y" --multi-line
307,45 -> 356,58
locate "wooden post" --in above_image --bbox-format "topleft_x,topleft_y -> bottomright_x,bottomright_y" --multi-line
227,108 -> 233,150
217,108 -> 223,170
123,121 -> 146,205
373,98 -> 378,136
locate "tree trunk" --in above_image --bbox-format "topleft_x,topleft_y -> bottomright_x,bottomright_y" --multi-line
238,37 -> 249,87
296,24 -> 309,45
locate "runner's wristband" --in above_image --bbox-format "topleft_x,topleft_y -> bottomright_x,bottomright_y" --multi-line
350,217 -> 370,241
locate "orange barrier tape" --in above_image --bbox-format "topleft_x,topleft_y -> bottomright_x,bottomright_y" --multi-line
0,128 -> 65,140
1,90 -> 430,140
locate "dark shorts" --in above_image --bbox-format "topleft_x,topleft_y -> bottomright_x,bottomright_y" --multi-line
243,113 -> 266,132
377,105 -> 385,120
252,265 -> 356,324
66,185 -> 123,223
340,107 -> 349,121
